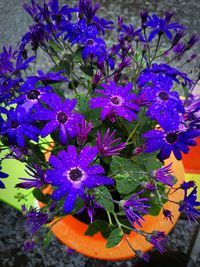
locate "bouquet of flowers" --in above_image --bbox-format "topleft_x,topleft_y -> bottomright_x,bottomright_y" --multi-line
0,0 -> 200,261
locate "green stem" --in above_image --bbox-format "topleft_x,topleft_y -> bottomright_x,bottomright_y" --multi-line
106,211 -> 113,226
126,122 -> 139,143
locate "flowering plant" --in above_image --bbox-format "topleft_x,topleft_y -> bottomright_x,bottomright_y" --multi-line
0,0 -> 200,261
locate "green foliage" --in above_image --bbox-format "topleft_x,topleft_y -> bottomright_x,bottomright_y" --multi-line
137,152 -> 162,171
76,93 -> 101,127
94,186 -> 114,213
106,228 -> 123,248
85,220 -> 110,239
32,189 -> 51,204
110,156 -> 144,195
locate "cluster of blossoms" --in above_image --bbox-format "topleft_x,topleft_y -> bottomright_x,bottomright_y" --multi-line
0,0 -> 200,261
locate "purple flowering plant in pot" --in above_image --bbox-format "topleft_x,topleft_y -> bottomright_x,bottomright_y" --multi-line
0,0 -> 200,261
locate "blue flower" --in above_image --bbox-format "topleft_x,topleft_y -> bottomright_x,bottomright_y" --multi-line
1,106 -> 40,147
46,145 -> 114,213
143,114 -> 199,160
179,186 -> 200,223
146,13 -> 184,42
137,63 -> 193,88
0,166 -> 9,189
31,94 -> 83,145
139,76 -> 184,120
89,81 -> 140,122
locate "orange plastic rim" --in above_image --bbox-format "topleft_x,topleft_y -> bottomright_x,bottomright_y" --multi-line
39,153 -> 184,261
182,138 -> 200,173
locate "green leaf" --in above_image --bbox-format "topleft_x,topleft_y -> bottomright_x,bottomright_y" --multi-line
58,60 -> 71,75
43,231 -> 52,247
148,197 -> 163,216
95,186 -> 114,213
110,157 -> 144,195
32,189 -> 51,204
106,228 -> 123,248
80,65 -> 94,76
85,220 -> 110,239
138,152 -> 162,171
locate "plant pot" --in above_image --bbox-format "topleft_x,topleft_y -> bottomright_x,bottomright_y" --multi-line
182,137 -> 200,174
39,153 -> 184,261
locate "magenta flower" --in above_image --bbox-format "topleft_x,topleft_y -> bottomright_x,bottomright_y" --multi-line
76,119 -> 92,145
96,129 -> 126,157
89,81 -> 140,122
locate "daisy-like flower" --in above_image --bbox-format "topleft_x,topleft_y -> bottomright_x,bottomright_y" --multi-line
120,190 -> 150,229
46,145 -> 114,213
143,114 -> 199,161
179,186 -> 200,223
1,106 -> 40,147
89,81 -> 140,122
146,13 -> 184,42
140,77 -> 184,120
151,163 -> 176,187
96,128 -> 126,157
0,166 -> 8,189
31,94 -> 83,145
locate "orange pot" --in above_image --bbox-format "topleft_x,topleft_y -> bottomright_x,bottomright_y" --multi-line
39,153 -> 184,261
182,137 -> 200,173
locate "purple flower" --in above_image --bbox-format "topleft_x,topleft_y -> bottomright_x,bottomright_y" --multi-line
76,119 -> 92,145
1,106 -> 40,147
139,77 -> 184,120
89,81 -> 140,122
82,36 -> 106,62
15,164 -> 46,190
77,195 -> 102,223
151,163 -> 176,187
96,128 -> 126,157
143,114 -> 199,160
27,69 -> 68,85
31,94 -> 83,145
137,63 -> 193,88
11,81 -> 53,112
120,24 -> 144,42
184,95 -> 200,130
146,231 -> 167,254
135,250 -> 150,262
92,16 -> 114,35
46,145 -> 114,213
180,180 -> 196,190
179,186 -> 200,223
121,190 -> 150,229
146,13 -> 184,42
78,0 -> 100,22
23,239 -> 35,252
140,10 -> 148,29
0,166 -> 9,189
25,208 -> 48,235
185,33 -> 199,50
163,209 -> 173,223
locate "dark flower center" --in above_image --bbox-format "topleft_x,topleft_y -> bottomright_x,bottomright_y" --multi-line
11,121 -> 19,129
69,168 -> 83,182
27,89 -> 40,100
57,112 -> 68,124
158,91 -> 169,101
110,96 -> 121,106
166,132 -> 178,144
86,39 -> 94,45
